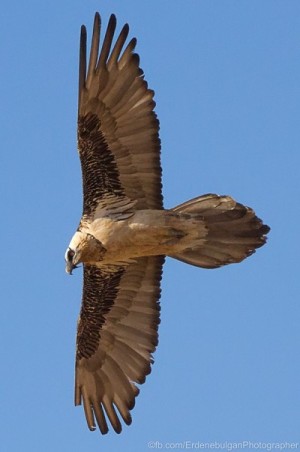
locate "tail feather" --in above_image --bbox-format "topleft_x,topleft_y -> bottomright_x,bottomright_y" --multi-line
170,194 -> 270,269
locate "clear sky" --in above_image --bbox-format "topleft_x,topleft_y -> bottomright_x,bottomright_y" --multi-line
1,1 -> 299,451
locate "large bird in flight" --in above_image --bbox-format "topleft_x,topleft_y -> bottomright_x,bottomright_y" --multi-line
65,12 -> 270,434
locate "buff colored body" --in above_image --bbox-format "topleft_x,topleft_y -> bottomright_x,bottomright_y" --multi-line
69,209 -> 207,266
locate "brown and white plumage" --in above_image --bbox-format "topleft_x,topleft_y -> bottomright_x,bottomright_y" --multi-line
75,256 -> 164,434
65,12 -> 270,435
78,13 -> 162,213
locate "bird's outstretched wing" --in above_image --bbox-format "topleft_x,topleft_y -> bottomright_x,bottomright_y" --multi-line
75,256 -> 165,434
78,13 -> 163,216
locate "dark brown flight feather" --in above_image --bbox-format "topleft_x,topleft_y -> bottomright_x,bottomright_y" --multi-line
75,256 -> 164,434
77,13 -> 163,214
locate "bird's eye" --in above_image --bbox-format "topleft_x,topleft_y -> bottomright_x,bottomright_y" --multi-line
67,248 -> 75,262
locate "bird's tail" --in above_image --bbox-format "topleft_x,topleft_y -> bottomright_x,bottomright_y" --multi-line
170,194 -> 270,268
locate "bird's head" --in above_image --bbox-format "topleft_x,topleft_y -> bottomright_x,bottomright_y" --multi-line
65,231 -> 106,274
65,246 -> 79,275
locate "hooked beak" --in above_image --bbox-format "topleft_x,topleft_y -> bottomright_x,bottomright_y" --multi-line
65,262 -> 80,275
65,261 -> 75,275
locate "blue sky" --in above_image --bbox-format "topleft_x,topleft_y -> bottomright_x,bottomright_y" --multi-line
1,1 -> 299,451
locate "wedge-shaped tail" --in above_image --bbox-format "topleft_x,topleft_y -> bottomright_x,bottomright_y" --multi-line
171,194 -> 270,268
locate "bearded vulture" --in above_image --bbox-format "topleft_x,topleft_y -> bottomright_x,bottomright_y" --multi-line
65,12 -> 270,435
